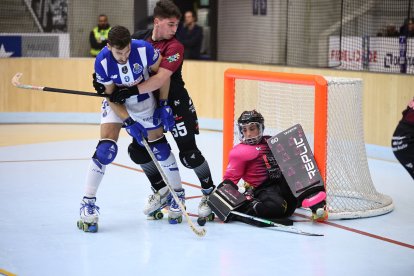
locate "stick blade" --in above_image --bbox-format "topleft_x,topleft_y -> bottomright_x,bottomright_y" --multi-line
11,72 -> 23,87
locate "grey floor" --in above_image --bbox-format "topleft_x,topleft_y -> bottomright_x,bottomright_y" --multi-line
0,129 -> 413,276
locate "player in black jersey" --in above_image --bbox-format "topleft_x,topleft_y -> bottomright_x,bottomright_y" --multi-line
128,0 -> 215,222
392,98 -> 414,179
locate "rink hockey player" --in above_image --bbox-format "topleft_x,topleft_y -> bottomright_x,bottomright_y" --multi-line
207,110 -> 298,227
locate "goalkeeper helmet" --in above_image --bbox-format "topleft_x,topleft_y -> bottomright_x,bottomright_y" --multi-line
237,110 -> 265,145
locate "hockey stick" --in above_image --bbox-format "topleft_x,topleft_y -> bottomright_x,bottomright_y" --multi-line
231,211 -> 323,236
11,73 -> 108,98
141,138 -> 206,237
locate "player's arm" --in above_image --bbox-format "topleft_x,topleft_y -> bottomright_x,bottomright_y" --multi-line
138,40 -> 183,94
222,146 -> 247,185
103,84 -> 130,120
137,67 -> 173,94
149,54 -> 162,73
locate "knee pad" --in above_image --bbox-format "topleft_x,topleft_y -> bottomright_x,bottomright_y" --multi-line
93,139 -> 118,165
128,141 -> 151,165
179,150 -> 205,169
149,136 -> 171,161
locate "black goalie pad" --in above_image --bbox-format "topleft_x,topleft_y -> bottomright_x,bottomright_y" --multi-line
207,183 -> 248,222
267,124 -> 325,204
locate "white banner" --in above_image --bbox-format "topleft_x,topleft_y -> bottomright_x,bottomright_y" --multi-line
329,36 -> 414,74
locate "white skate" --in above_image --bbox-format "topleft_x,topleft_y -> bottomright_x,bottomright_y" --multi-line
197,187 -> 215,226
168,189 -> 185,224
144,187 -> 171,220
77,196 -> 100,233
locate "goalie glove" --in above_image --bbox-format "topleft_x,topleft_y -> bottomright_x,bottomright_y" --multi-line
109,86 -> 140,104
92,73 -> 105,94
217,179 -> 238,190
122,117 -> 147,146
153,100 -> 175,131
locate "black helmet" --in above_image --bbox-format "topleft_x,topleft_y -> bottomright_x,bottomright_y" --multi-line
237,110 -> 265,144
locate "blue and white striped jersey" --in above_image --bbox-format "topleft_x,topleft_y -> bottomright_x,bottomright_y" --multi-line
94,39 -> 160,88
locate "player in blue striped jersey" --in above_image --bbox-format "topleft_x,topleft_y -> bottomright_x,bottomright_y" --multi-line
77,25 -> 184,232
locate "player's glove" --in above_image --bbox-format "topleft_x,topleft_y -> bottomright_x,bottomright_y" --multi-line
217,179 -> 238,190
122,117 -> 147,146
244,187 -> 255,201
109,86 -> 140,104
92,73 -> 105,94
153,100 -> 175,131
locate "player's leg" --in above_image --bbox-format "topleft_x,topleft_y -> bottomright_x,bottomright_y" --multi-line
78,100 -> 122,232
169,94 -> 215,221
147,130 -> 185,224
128,138 -> 171,219
129,128 -> 185,223
235,180 -> 295,227
267,124 -> 327,221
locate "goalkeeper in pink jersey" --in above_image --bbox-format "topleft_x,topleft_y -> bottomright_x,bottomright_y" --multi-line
219,110 -> 297,226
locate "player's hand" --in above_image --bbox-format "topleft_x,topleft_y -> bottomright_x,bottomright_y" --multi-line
217,179 -> 237,190
153,100 -> 175,131
244,187 -> 254,201
92,73 -> 105,94
122,117 -> 147,146
109,86 -> 140,104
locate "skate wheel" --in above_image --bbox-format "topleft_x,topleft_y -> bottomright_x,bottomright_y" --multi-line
168,216 -> 182,224
77,220 -> 83,230
154,211 -> 164,220
82,223 -> 89,232
168,218 -> 178,224
88,224 -> 98,233
197,217 -> 206,226
312,209 -> 328,222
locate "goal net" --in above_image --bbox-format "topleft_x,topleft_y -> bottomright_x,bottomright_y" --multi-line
223,68 -> 394,220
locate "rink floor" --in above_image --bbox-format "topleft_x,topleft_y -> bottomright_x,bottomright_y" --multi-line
0,124 -> 413,276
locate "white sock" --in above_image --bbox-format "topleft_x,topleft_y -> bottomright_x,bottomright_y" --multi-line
158,152 -> 182,190
84,159 -> 106,197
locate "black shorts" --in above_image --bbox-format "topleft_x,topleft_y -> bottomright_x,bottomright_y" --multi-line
168,87 -> 200,152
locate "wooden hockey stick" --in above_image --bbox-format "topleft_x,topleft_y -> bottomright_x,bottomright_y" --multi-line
231,211 -> 323,236
11,73 -> 108,98
141,138 -> 206,237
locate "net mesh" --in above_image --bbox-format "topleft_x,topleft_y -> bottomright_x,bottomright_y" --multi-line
231,76 -> 394,219
1,0 -> 413,73
217,0 -> 414,72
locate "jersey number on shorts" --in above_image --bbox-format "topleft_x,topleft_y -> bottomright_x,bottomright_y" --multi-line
172,122 -> 187,137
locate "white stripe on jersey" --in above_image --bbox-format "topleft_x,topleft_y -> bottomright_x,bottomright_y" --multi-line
100,58 -> 108,77
117,63 -> 134,85
137,47 -> 149,80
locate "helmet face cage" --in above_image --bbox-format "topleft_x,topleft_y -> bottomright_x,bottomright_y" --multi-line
237,110 -> 265,145
238,122 -> 264,145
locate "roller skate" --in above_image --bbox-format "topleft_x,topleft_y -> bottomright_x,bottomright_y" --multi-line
77,196 -> 100,233
144,187 -> 171,220
168,188 -> 185,224
197,187 -> 215,226
302,191 -> 328,221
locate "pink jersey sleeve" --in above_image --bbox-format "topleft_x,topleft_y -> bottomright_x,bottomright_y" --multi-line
223,143 -> 268,187
159,38 -> 184,73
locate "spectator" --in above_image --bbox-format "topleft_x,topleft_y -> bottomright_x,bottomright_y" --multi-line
392,98 -> 414,179
399,18 -> 414,37
377,24 -> 399,37
89,14 -> 111,57
176,10 -> 203,60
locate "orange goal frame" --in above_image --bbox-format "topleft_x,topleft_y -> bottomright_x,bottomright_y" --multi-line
223,68 -> 328,182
